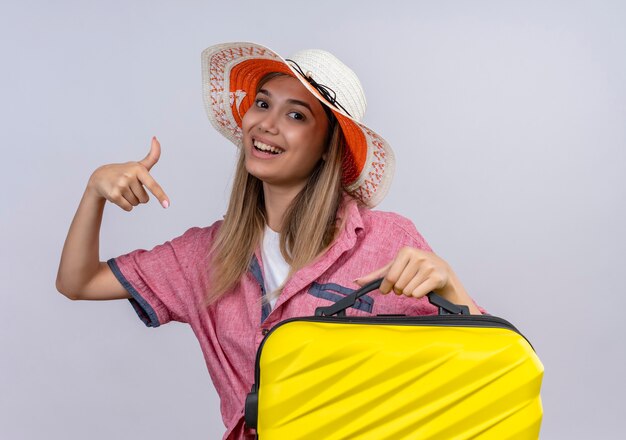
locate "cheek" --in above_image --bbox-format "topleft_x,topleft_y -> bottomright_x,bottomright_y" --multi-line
242,107 -> 262,131
311,127 -> 329,159
288,131 -> 323,162
241,111 -> 252,132
241,112 -> 257,149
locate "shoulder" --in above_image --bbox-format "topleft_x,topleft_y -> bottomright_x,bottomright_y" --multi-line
172,219 -> 223,248
175,220 -> 223,242
357,206 -> 432,252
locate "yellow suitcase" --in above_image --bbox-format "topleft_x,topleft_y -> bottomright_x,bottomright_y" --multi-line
245,279 -> 543,439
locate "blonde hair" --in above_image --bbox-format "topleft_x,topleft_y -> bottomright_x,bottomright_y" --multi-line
202,72 -> 347,307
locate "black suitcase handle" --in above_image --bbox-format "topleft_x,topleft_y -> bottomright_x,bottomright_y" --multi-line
314,277 -> 470,317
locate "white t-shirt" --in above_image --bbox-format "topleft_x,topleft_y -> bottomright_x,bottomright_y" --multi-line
261,226 -> 290,310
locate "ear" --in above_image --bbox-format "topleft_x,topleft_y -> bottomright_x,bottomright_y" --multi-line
322,152 -> 328,161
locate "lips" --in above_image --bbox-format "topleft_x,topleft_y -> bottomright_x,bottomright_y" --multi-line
253,138 -> 285,155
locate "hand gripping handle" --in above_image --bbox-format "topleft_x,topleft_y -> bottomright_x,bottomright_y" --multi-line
314,278 -> 470,317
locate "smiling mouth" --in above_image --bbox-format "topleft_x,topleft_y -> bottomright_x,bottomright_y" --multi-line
253,139 -> 285,155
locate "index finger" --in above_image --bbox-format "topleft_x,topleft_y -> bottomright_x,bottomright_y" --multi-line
137,167 -> 170,208
354,262 -> 391,286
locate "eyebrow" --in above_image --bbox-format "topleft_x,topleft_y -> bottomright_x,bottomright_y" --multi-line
258,88 -> 313,113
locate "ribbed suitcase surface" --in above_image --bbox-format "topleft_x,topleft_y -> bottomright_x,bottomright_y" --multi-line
245,280 -> 543,439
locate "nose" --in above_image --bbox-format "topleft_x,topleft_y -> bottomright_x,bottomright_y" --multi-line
258,110 -> 279,134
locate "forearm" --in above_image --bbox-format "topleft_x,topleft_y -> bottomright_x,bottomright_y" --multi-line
56,183 -> 106,297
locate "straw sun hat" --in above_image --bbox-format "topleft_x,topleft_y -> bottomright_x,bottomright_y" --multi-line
200,42 -> 395,207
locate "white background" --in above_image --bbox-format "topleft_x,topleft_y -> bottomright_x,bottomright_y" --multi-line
1,0 -> 624,438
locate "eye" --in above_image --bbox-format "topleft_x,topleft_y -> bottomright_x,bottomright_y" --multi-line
288,111 -> 305,121
254,99 -> 268,109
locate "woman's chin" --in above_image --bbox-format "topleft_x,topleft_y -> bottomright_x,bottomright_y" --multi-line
246,169 -> 310,193
245,165 -> 277,184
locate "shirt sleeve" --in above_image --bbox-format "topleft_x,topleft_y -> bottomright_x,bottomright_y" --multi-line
106,226 -> 205,327
387,213 -> 433,253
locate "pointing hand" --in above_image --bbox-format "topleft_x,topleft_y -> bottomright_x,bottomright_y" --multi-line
87,136 -> 170,211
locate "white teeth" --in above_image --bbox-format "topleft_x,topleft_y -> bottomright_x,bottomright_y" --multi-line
253,139 -> 284,154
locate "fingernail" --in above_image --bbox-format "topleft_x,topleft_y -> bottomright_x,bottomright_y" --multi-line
162,200 -> 169,209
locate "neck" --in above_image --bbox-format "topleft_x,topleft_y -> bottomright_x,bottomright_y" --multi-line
262,182 -> 305,232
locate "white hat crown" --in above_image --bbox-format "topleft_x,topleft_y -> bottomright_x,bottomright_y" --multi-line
287,49 -> 367,122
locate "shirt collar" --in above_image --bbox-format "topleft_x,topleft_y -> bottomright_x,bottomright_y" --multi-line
251,192 -> 366,315
279,192 -> 365,299
336,191 -> 365,241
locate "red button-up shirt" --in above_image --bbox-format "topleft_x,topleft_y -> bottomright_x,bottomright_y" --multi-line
108,194 -> 480,439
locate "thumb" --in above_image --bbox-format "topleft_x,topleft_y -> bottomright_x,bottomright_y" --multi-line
139,136 -> 161,171
354,262 -> 391,286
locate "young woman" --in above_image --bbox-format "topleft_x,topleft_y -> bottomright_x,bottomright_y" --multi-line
56,42 -> 484,440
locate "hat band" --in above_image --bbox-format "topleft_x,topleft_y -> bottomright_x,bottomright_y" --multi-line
285,59 -> 353,118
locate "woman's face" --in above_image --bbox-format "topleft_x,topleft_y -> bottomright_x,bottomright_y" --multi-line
241,75 -> 330,191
